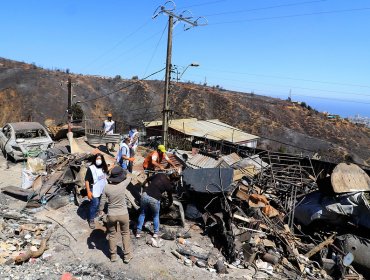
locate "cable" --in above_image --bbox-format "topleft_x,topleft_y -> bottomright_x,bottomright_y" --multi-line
96,30 -> 165,72
185,72 -> 370,98
142,22 -> 168,77
80,19 -> 151,73
78,67 -> 165,103
199,67 -> 370,89
208,7 -> 370,25
203,0 -> 326,17
177,0 -> 228,10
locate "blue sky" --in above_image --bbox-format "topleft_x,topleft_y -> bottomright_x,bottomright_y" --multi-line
1,0 -> 370,117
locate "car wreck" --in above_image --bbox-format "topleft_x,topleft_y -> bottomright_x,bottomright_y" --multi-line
0,122 -> 54,161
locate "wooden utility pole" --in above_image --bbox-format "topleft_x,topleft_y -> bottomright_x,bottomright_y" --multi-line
162,15 -> 173,148
153,2 -> 206,148
67,77 -> 72,123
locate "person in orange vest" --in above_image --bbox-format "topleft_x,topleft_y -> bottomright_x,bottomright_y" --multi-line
143,145 -> 176,171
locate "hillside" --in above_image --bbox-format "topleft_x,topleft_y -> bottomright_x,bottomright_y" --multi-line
1,57 -> 369,165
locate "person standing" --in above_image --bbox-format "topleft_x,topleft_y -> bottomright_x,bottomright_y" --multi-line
116,136 -> 135,172
129,127 -> 139,153
85,153 -> 108,229
103,113 -> 115,152
128,127 -> 139,172
98,166 -> 133,263
136,173 -> 178,238
143,145 -> 176,171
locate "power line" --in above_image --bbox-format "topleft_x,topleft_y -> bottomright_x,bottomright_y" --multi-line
96,30 -> 165,72
203,0 -> 326,17
142,22 -> 168,77
208,7 -> 370,25
185,72 -> 370,98
200,67 -> 370,89
78,67 -> 165,103
80,19 -> 152,73
177,0 -> 228,10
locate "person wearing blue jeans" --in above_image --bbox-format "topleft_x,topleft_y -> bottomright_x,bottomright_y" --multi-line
116,136 -> 135,172
136,173 -> 177,238
85,153 -> 108,229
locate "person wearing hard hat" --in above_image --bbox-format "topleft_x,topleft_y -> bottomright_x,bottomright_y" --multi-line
103,113 -> 116,152
143,144 -> 176,171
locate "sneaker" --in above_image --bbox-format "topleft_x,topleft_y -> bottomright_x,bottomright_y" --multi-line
123,256 -> 133,264
135,233 -> 141,238
153,233 -> 159,239
110,254 -> 118,262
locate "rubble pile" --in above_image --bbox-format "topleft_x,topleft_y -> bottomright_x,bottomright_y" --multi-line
0,205 -> 53,265
1,136 -> 369,279
171,150 -> 370,279
0,261 -> 128,280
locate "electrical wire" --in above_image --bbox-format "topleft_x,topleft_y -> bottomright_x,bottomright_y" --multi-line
142,22 -> 168,77
185,72 -> 370,98
78,67 -> 165,103
199,67 -> 370,89
177,0 -> 228,10
80,19 -> 152,73
203,0 -> 326,17
208,7 -> 370,25
96,30 -> 165,72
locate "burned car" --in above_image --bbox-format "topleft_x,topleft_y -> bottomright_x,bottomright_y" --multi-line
0,122 -> 54,160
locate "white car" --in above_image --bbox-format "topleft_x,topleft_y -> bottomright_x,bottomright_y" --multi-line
0,122 -> 54,161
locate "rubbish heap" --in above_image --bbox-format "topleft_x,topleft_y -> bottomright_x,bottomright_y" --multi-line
0,205 -> 53,265
170,150 -> 370,279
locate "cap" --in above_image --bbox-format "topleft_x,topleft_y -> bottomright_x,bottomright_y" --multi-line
107,113 -> 112,117
157,144 -> 166,153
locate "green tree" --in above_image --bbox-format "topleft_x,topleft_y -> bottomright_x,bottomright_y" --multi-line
71,103 -> 84,122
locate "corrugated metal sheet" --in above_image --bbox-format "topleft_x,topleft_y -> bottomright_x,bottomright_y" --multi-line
221,153 -> 241,166
187,153 -> 223,169
144,118 -> 259,144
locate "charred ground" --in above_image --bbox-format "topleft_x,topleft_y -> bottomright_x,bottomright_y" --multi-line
1,57 -> 369,165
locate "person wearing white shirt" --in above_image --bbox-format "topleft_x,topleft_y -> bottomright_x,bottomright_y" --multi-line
103,113 -> 115,152
116,136 -> 135,171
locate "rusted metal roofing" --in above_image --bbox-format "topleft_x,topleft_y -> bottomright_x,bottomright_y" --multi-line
221,153 -> 241,166
187,153 -> 224,169
144,118 -> 259,144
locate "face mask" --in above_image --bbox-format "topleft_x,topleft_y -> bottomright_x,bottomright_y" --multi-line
96,160 -> 102,166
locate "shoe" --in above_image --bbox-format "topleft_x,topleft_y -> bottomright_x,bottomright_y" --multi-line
89,220 -> 95,229
110,254 -> 118,262
135,233 -> 141,238
123,256 -> 133,264
153,233 -> 159,239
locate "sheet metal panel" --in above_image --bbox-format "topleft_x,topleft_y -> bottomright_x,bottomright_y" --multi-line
144,118 -> 259,144
187,154 -> 223,169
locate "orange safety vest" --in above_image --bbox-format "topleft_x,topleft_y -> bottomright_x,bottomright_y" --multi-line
143,150 -> 164,170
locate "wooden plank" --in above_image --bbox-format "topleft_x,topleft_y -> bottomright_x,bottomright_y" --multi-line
331,163 -> 370,193
2,186 -> 35,200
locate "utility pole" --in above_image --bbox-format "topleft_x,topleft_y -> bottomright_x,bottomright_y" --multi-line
153,1 -> 207,147
162,15 -> 173,148
67,77 -> 72,123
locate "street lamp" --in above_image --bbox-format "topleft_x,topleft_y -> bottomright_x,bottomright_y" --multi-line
176,62 -> 200,82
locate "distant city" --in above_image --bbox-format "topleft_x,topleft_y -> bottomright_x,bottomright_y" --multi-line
348,114 -> 370,128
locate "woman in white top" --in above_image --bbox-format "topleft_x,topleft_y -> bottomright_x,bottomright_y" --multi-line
85,153 -> 108,229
